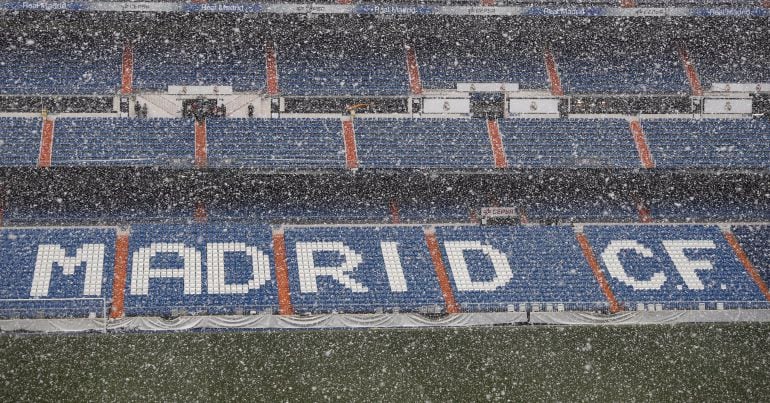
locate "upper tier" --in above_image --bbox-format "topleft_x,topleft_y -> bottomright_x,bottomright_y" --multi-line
1,17 -> 767,96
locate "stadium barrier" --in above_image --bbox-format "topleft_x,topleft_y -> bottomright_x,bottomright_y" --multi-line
0,297 -> 106,319
2,2 -> 768,18
5,117 -> 768,169
6,307 -> 770,333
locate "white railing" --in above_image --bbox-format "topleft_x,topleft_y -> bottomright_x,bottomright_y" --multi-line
626,300 -> 770,311
135,94 -> 180,118
461,301 -> 611,313
223,94 -> 260,117
131,304 -> 279,317
0,297 -> 107,320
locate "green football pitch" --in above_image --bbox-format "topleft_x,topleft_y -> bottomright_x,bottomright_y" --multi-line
2,322 -> 769,401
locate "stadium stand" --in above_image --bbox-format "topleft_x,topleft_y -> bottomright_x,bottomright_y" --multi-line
1,11 -> 770,330
206,118 -> 346,169
123,224 -> 278,316
2,198 -> 196,226
52,118 -> 194,167
0,227 -> 116,318
583,224 -> 767,310
555,37 -> 689,94
276,32 -> 409,96
3,223 -> 770,319
689,30 -> 770,89
208,0 -> 766,5
414,33 -> 547,91
0,117 -> 768,171
206,199 -> 391,224
398,202 -> 473,223
5,184 -> 768,226
649,196 -> 770,223
355,119 -> 492,169
524,196 -> 640,223
0,117 -> 43,166
133,37 -> 266,92
436,225 -> 605,311
58,0 -> 765,5
498,118 -> 640,168
636,0 -> 763,5
0,27 -> 120,95
283,226 -> 445,313
642,119 -> 770,168
732,225 -> 770,286
6,191 -> 768,227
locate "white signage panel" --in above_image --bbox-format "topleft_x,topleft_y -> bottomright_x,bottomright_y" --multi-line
456,83 -> 519,92
703,98 -> 752,114
508,98 -> 560,115
423,98 -> 471,114
710,83 -> 770,93
167,85 -> 233,95
480,207 -> 519,218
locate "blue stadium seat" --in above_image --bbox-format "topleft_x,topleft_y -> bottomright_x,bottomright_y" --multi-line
556,40 -> 689,94
498,118 -> 639,168
398,203 -> 473,223
583,225 -> 767,309
643,119 -> 770,168
2,223 -> 769,318
276,35 -> 409,96
283,226 -> 445,313
649,196 -> 770,223
206,118 -> 346,169
133,40 -> 265,91
637,0 -> 755,5
0,227 -> 116,318
0,117 -> 42,167
0,33 -> 120,95
525,196 -> 639,223
207,199 -> 390,224
415,35 -> 547,90
123,224 -> 278,316
355,118 -> 493,169
3,203 -> 194,226
52,118 -> 195,167
690,31 -> 770,88
435,226 -> 606,311
12,117 -> 760,170
731,225 -> 770,288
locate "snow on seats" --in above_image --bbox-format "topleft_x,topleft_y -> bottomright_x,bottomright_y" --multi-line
583,224 -> 768,310
52,118 -> 194,167
0,227 -> 116,318
2,224 -> 770,318
0,117 -> 43,167
0,28 -> 120,95
206,118 -> 346,169
731,225 -> 770,290
556,33 -> 689,94
435,225 -> 606,311
498,118 -> 639,168
276,27 -> 409,96
643,119 -> 770,168
123,224 -> 278,316
283,226 -> 445,313
355,119 -> 492,169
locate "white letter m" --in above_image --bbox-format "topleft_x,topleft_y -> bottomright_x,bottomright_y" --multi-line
31,244 -> 106,297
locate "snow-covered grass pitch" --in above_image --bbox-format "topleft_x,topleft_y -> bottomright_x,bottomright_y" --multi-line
2,323 -> 769,400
